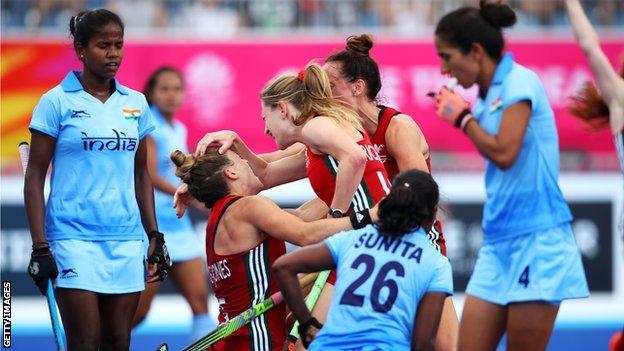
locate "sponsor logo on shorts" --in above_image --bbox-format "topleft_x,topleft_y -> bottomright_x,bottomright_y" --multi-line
60,268 -> 78,279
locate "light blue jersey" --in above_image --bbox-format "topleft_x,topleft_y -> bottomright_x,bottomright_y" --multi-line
29,71 -> 154,241
310,225 -> 453,351
150,106 -> 194,233
472,53 -> 572,242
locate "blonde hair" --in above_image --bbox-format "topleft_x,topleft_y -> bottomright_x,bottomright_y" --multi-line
170,149 -> 231,208
260,63 -> 363,131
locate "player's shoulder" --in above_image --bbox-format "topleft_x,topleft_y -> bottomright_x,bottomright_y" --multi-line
505,62 -> 540,86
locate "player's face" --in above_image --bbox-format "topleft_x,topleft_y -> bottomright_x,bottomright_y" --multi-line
323,61 -> 357,107
261,101 -> 292,150
151,71 -> 184,119
225,150 -> 263,192
79,22 -> 124,80
434,36 -> 479,89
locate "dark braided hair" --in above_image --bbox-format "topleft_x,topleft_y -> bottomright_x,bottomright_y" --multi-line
377,170 -> 439,237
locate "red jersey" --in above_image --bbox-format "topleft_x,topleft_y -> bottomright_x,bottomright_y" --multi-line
371,106 -> 431,180
206,195 -> 287,351
371,106 -> 446,256
305,132 -> 391,212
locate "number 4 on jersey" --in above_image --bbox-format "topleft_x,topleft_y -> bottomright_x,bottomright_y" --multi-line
518,265 -> 530,288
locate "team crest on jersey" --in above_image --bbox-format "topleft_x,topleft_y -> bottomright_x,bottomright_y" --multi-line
122,108 -> 141,120
489,98 -> 503,113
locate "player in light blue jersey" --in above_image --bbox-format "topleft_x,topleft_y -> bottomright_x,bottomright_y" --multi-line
24,9 -> 170,350
432,1 -> 589,350
273,170 -> 452,351
132,67 -> 216,340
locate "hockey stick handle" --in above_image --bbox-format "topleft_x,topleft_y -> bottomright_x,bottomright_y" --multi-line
179,272 -> 319,351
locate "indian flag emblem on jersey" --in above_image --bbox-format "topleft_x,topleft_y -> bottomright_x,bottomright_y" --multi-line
122,108 -> 141,120
489,98 -> 503,113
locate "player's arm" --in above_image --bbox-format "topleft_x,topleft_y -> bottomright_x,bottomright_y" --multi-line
462,101 -> 531,170
564,0 -> 624,133
302,117 -> 367,214
411,292 -> 448,351
24,131 -> 55,246
272,243 -> 335,330
146,135 -> 178,196
288,197 -> 330,222
238,195 -> 375,246
195,129 -> 307,189
135,138 -> 159,234
259,143 -> 306,162
385,115 -> 430,173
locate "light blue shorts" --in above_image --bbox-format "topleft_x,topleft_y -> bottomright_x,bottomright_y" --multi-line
50,239 -> 145,294
466,223 -> 589,305
163,228 -> 203,263
144,228 -> 204,263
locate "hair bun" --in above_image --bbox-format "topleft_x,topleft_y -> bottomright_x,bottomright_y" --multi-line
479,0 -> 517,28
346,34 -> 373,56
170,150 -> 187,167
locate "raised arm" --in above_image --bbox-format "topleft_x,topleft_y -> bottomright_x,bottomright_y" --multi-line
196,130 -> 307,189
302,117 -> 367,214
565,0 -> 624,132
259,143 -> 306,162
385,115 -> 431,173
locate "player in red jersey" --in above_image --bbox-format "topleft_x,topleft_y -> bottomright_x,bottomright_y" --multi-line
322,34 -> 458,351
192,64 -> 391,349
170,148 -> 377,351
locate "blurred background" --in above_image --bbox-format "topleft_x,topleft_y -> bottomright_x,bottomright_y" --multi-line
1,0 -> 623,350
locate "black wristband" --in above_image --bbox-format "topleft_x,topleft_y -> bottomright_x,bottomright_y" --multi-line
454,109 -> 472,129
349,209 -> 373,229
297,317 -> 323,348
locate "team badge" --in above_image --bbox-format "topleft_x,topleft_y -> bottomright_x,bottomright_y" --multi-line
122,108 -> 141,120
489,98 -> 503,113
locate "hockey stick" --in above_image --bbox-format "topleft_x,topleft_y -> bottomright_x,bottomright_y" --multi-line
157,272 -> 319,351
282,270 -> 330,351
19,141 -> 66,351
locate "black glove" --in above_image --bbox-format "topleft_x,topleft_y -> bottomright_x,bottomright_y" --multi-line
297,317 -> 323,348
28,244 -> 58,295
147,231 -> 171,281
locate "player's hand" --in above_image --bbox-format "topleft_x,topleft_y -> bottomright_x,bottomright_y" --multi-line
195,130 -> 238,156
434,87 -> 471,127
173,183 -> 194,218
28,244 -> 58,295
146,231 -> 172,283
298,317 -> 323,348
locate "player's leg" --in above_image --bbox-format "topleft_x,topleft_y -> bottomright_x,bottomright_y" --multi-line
132,281 -> 160,326
170,257 -> 216,340
458,295 -> 507,351
506,301 -> 558,351
56,288 -> 101,350
434,296 -> 459,351
99,292 -> 141,351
